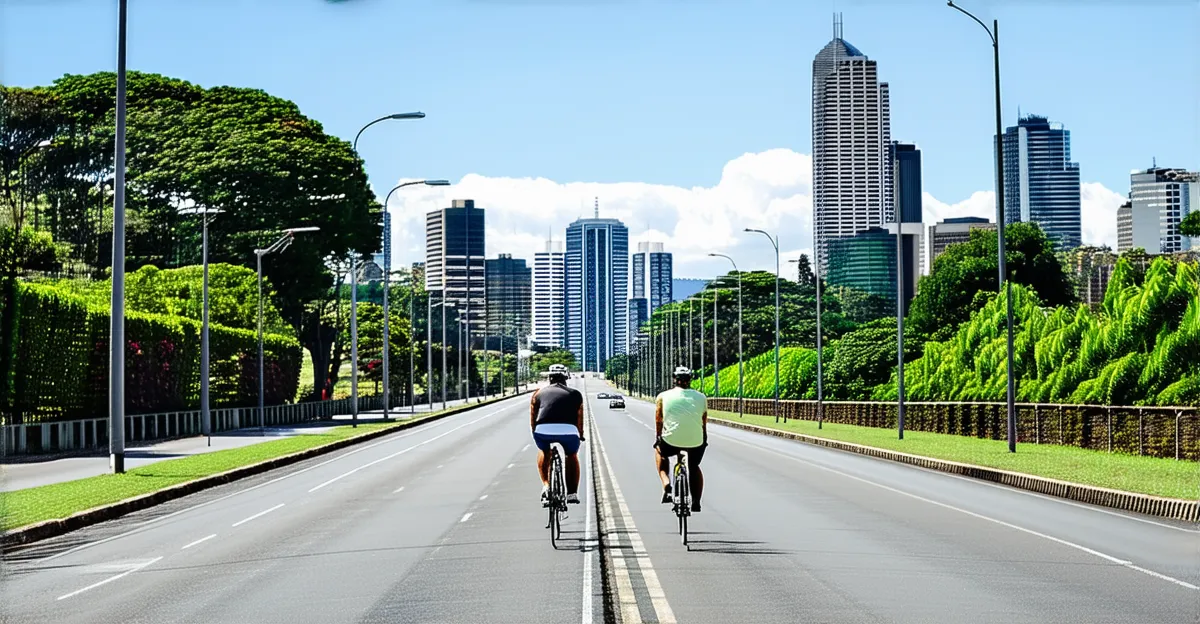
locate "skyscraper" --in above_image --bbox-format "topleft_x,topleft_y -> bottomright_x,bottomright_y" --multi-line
531,240 -> 565,348
425,199 -> 485,328
631,242 -> 673,311
565,204 -> 629,372
1116,201 -> 1133,252
1129,166 -> 1198,254
486,254 -> 532,342
890,141 -> 923,309
999,114 -> 1082,249
812,14 -> 893,272
826,227 -> 898,306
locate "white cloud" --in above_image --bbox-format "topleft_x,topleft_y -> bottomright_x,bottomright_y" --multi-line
1080,182 -> 1125,249
383,149 -> 1122,278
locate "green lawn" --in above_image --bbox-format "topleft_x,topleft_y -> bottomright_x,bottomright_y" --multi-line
710,410 -> 1200,500
1,399 -> 503,532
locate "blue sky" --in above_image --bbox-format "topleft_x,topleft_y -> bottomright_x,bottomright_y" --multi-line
5,0 -> 1198,275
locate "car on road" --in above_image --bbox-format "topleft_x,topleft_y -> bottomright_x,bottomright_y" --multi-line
597,392 -> 611,399
608,397 -> 625,409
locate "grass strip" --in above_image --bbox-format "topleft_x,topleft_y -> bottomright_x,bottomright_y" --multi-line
1,397 -> 514,532
710,410 -> 1200,500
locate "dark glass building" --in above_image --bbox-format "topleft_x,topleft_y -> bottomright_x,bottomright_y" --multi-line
999,115 -> 1082,250
826,227 -> 898,307
485,254 -> 532,342
565,211 -> 629,372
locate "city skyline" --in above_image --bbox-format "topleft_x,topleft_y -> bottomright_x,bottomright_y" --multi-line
8,3 -> 1194,280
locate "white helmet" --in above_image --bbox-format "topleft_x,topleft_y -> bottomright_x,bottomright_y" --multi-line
548,364 -> 569,378
672,366 -> 692,379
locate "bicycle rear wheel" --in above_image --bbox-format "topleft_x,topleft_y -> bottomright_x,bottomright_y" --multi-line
549,447 -> 564,547
675,457 -> 689,546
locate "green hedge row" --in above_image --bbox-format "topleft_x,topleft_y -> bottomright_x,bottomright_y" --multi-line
1,282 -> 300,425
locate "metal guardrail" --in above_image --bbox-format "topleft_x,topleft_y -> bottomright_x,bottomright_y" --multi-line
706,398 -> 1200,461
1,395 -> 380,456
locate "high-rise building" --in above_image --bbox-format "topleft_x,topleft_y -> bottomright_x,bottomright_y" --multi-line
631,242 -> 673,311
531,240 -> 565,348
999,114 -> 1082,250
826,227 -> 898,307
928,217 -> 997,266
485,254 -> 532,340
890,142 -> 924,301
812,15 -> 892,272
628,298 -> 648,345
425,199 -> 485,328
1129,167 -> 1198,254
565,205 -> 629,372
1116,201 -> 1133,252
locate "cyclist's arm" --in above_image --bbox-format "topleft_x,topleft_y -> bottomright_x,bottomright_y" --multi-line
576,402 -> 584,438
655,397 -> 664,439
529,390 -> 540,432
702,408 -> 708,444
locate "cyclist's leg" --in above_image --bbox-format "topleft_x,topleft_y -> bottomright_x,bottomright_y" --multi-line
687,444 -> 707,511
559,434 -> 581,500
653,439 -> 674,503
532,431 -> 554,498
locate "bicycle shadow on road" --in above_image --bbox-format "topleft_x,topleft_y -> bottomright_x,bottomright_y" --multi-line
679,531 -> 793,556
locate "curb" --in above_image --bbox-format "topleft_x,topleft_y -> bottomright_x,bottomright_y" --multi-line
2,391 -> 532,547
711,417 -> 1200,523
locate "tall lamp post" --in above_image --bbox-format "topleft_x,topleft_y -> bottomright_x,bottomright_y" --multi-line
381,179 -> 450,419
745,228 -> 781,423
790,256 -> 824,427
949,0 -> 1016,452
109,0 -> 129,473
432,300 -> 454,410
256,227 -> 319,432
710,254 -> 743,419
179,206 -> 224,445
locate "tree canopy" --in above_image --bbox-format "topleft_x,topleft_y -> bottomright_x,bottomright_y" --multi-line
1181,211 -> 1200,237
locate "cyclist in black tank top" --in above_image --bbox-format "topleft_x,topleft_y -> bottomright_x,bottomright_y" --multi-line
531,364 -> 584,504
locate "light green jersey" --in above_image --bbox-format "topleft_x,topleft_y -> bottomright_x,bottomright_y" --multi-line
656,387 -> 707,448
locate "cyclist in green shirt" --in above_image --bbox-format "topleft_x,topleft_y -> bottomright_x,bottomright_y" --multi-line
654,366 -> 707,512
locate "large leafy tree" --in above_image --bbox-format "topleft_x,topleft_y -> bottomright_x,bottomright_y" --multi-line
1181,211 -> 1200,237
907,221 -> 1074,343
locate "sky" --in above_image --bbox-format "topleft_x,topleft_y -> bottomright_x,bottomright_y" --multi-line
4,0 -> 1198,278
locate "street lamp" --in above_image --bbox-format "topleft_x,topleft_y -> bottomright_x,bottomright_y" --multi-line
790,256 -> 823,427
179,206 -> 224,445
353,112 -> 426,153
381,179 -> 450,420
256,227 -> 319,432
710,254 -> 743,419
948,0 -> 1017,452
745,228 -> 781,423
432,299 -> 455,410
109,0 -> 129,474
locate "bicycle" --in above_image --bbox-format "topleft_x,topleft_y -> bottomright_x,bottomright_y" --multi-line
671,450 -> 691,546
544,442 -> 568,547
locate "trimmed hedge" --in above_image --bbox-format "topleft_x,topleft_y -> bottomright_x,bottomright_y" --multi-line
2,282 -> 300,425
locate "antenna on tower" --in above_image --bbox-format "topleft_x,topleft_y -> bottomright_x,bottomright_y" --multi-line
833,12 -> 843,40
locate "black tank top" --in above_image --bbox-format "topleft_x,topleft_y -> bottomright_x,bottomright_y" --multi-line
534,384 -> 583,426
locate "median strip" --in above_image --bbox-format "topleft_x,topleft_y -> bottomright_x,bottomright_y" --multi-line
710,413 -> 1199,523
1,391 -> 532,546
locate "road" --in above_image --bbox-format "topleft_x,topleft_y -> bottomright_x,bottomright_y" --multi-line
0,395 -> 489,492
1,378 -> 1196,623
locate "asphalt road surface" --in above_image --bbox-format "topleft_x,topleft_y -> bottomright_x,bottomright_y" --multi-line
1,378 -> 1196,623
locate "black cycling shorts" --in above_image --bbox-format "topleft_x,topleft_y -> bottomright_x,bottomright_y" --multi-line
654,439 -> 707,467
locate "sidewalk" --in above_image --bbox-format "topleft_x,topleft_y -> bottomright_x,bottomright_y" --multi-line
0,395 -> 499,492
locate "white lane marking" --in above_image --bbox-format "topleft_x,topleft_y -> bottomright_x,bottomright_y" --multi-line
479,494 -> 488,501
231,503 -> 284,527
437,464 -> 444,469
37,395 -> 529,564
725,435 -> 1200,592
308,409 -> 505,492
56,557 -> 162,601
506,463 -> 515,469
581,399 -> 595,624
393,486 -> 406,494
460,513 -> 473,523
181,534 -> 216,550
625,412 -> 652,431
522,443 -> 531,452
591,394 -> 677,623
891,456 -> 1200,534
